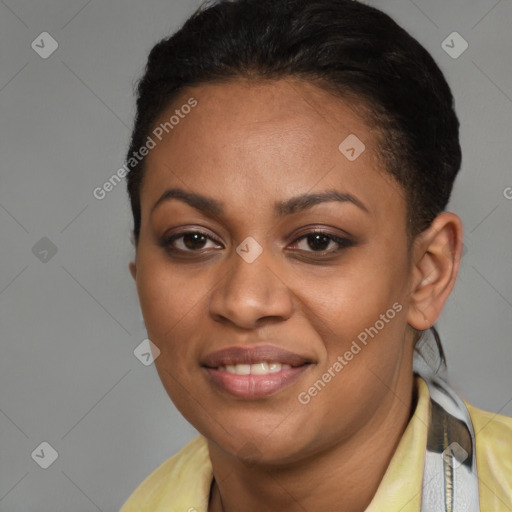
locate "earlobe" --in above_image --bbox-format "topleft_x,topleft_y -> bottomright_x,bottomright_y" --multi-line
407,213 -> 463,331
129,261 -> 137,281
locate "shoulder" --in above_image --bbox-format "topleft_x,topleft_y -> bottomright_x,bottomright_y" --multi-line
466,402 -> 512,510
119,435 -> 212,512
468,401 -> 512,460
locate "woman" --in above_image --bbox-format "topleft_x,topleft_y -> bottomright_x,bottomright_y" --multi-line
120,0 -> 512,510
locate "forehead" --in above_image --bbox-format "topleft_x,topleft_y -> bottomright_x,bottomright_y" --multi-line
152,78 -> 375,156
140,78 -> 404,223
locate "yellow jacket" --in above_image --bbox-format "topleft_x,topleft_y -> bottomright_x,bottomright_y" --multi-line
120,377 -> 512,511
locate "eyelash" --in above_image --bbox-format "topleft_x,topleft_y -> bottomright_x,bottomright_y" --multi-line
161,229 -> 354,257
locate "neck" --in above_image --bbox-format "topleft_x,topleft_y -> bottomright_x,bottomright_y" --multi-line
208,371 -> 416,512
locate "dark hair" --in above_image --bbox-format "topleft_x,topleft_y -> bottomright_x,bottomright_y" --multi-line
126,0 -> 461,244
125,0 -> 461,356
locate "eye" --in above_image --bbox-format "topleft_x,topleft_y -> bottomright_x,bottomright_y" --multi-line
162,230 -> 223,253
161,228 -> 353,256
290,230 -> 353,254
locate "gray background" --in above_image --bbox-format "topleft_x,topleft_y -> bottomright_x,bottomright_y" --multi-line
0,0 -> 511,510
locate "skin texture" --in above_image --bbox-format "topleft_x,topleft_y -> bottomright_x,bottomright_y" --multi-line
129,78 -> 463,512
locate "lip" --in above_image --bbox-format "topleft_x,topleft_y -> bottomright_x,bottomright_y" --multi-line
201,345 -> 313,399
201,345 -> 311,368
204,366 -> 310,399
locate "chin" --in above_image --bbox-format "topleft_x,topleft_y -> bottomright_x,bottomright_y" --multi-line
205,419 -> 314,467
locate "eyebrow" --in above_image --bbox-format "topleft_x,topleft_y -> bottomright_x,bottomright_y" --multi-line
150,187 -> 369,217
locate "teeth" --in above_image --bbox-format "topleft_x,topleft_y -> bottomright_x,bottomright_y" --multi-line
269,362 -> 281,373
218,362 -> 293,375
251,362 -> 269,375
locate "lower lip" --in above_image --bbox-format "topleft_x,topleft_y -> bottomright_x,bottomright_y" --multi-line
203,365 -> 310,399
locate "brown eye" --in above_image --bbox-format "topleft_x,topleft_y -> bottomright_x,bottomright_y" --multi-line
291,230 -> 353,254
163,230 -> 223,253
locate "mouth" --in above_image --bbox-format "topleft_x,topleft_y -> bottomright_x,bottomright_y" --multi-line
201,345 -> 313,399
216,361 -> 294,375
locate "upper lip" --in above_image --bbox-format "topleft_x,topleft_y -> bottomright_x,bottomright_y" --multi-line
201,345 -> 312,368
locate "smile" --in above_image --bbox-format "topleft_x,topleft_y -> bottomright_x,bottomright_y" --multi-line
204,364 -> 310,399
217,362 -> 292,375
201,344 -> 313,399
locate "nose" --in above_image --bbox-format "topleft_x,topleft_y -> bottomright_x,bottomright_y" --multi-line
208,248 -> 294,329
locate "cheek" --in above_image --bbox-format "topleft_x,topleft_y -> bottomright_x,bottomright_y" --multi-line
136,269 -> 172,336
136,250 -> 193,333
303,246 -> 410,392
312,261 -> 404,343
135,260 -> 192,371
136,262 -> 203,410
135,254 -> 216,376
300,309 -> 408,440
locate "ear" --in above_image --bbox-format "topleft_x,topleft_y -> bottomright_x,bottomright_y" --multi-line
407,212 -> 463,330
129,261 -> 137,281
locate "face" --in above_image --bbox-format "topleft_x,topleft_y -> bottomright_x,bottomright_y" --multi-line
131,78 -> 418,465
